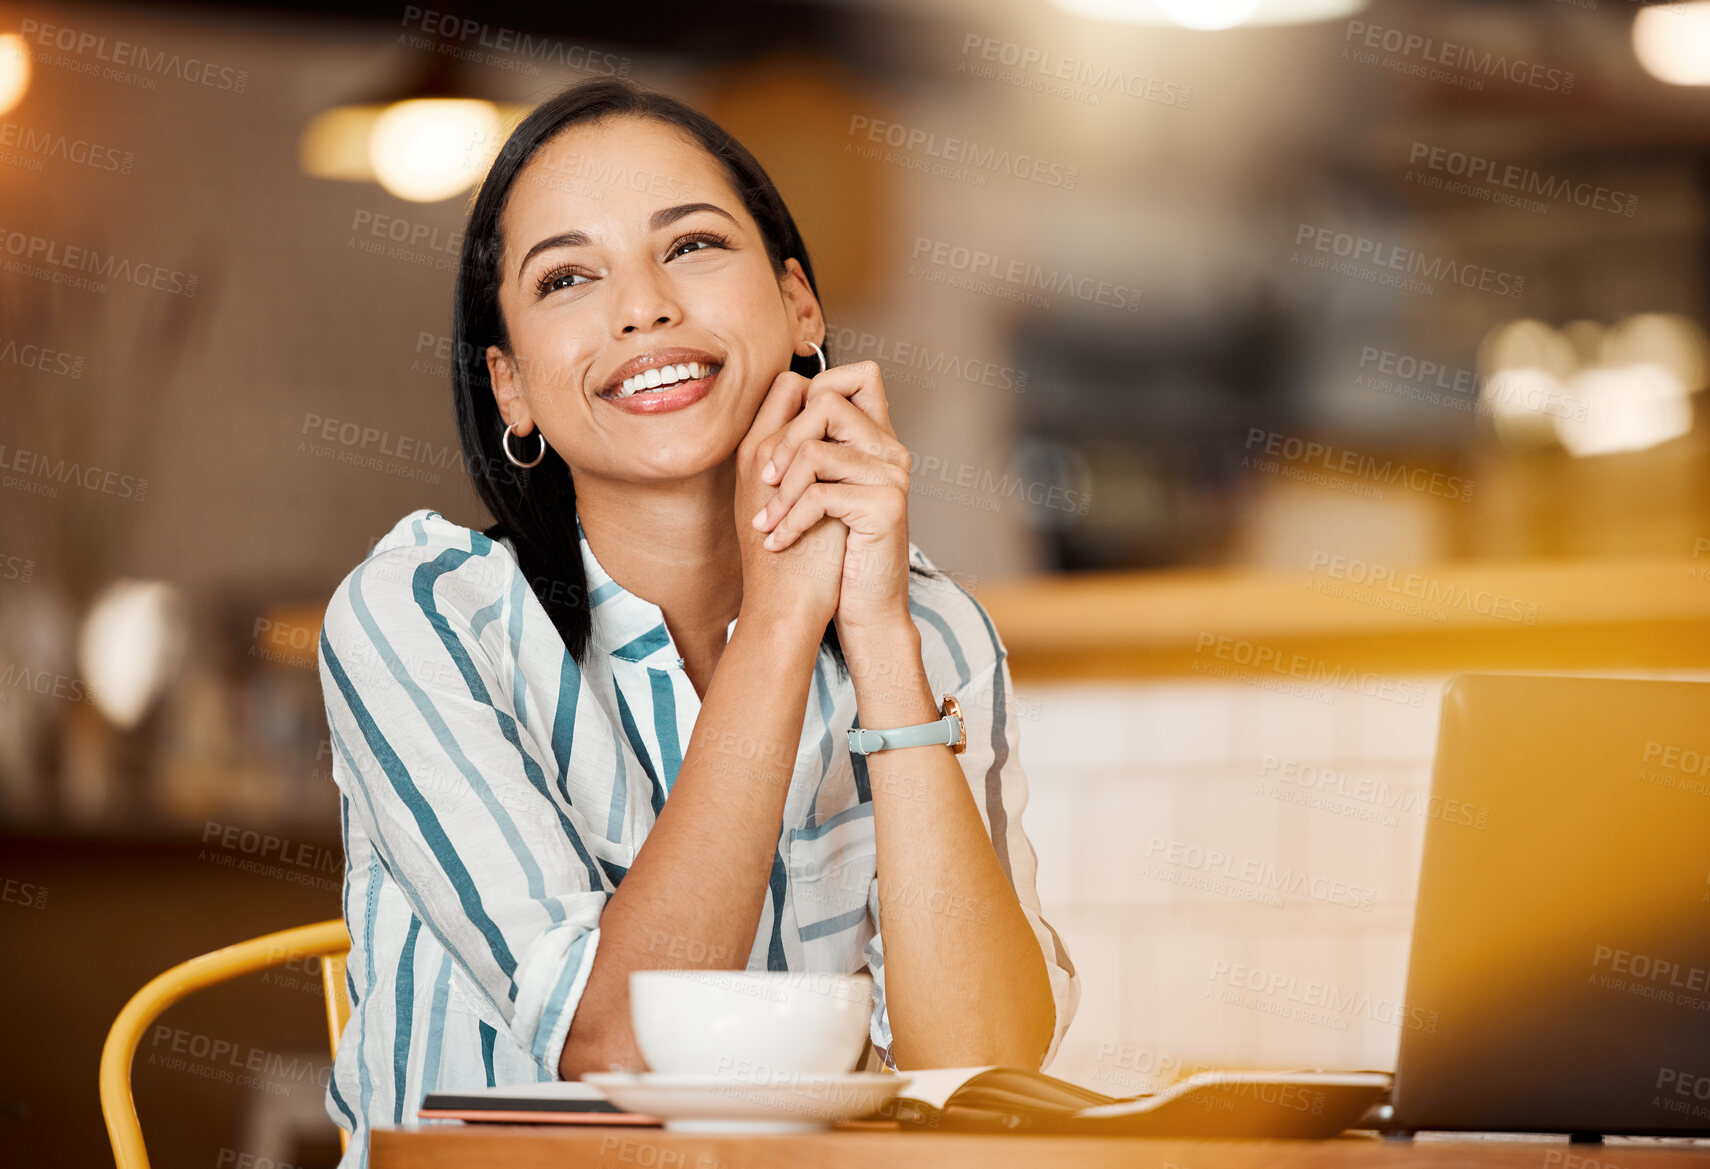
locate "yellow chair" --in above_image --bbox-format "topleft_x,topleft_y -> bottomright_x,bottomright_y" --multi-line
100,919 -> 353,1169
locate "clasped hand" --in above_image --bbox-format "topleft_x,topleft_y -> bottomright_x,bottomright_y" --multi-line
734,359 -> 913,640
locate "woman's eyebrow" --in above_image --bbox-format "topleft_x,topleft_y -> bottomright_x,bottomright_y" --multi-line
516,202 -> 741,279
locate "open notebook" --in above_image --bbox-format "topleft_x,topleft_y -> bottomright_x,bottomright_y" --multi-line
887,1066 -> 1394,1138
421,1066 -> 1392,1138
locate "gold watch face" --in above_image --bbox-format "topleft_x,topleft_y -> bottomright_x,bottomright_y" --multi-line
943,694 -> 967,754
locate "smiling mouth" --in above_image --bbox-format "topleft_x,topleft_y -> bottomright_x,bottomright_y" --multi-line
602,361 -> 723,400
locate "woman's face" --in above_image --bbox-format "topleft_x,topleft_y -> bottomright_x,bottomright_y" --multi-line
486,115 -> 822,486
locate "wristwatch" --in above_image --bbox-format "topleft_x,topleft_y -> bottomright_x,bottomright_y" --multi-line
847,695 -> 966,755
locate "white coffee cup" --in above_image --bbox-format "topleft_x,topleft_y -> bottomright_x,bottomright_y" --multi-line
629,969 -> 873,1077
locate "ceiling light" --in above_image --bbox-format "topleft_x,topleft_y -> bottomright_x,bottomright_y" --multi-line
1633,1 -> 1710,86
298,47 -> 528,202
1050,0 -> 1367,29
369,98 -> 503,202
0,33 -> 31,115
299,104 -> 389,182
78,580 -> 187,732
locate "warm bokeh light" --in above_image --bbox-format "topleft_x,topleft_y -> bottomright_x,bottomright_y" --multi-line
1480,368 -> 1564,451
1155,0 -> 1264,30
1479,314 -> 1707,457
368,98 -> 502,203
1606,311 -> 1710,389
1556,362 -> 1693,457
1633,0 -> 1710,85
77,580 -> 188,732
300,99 -> 528,200
297,103 -> 388,182
1050,0 -> 1367,28
0,33 -> 31,116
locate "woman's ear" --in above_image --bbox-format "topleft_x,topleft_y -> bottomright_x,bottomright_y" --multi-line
779,258 -> 825,353
486,344 -> 532,432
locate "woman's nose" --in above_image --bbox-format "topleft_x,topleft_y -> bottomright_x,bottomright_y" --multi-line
611,263 -> 682,334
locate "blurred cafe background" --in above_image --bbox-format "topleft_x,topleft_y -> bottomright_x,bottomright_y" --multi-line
3,0 -> 1708,1164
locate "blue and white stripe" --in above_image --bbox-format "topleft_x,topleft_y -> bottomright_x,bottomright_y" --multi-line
317,507 -> 1079,1165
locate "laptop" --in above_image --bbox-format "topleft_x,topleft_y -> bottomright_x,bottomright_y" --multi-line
1385,673 -> 1710,1137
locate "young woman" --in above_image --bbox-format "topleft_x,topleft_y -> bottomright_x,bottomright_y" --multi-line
315,76 -> 1079,1161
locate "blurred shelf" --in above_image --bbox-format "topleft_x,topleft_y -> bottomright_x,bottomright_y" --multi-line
976,558 -> 1710,681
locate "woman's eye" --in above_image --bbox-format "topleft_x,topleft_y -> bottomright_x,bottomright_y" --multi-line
671,231 -> 731,259
535,267 -> 588,296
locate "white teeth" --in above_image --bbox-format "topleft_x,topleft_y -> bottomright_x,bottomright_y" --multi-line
612,362 -> 718,398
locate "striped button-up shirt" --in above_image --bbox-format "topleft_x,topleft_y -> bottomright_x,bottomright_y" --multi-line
315,507 -> 1079,1164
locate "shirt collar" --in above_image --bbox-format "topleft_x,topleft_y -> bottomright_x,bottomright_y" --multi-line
575,510 -> 739,665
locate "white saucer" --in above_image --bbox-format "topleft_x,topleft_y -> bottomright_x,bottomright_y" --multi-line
582,1071 -> 910,1133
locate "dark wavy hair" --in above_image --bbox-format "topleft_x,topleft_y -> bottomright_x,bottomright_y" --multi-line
451,77 -> 939,678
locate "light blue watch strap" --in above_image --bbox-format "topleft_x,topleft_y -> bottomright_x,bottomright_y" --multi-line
846,710 -> 963,754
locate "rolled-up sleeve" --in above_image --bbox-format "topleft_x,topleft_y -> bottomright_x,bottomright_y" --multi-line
317,545 -> 609,1075
862,645 -> 1081,1071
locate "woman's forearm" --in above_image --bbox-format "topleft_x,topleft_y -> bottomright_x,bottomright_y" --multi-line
845,623 -> 1057,1070
558,604 -> 824,1079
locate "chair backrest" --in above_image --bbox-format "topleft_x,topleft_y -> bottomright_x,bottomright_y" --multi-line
321,941 -> 350,1055
100,919 -> 352,1169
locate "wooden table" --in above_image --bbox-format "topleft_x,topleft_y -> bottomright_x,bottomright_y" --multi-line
370,1122 -> 1710,1168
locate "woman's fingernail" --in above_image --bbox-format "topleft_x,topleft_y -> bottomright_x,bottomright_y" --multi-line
752,507 -> 768,529
761,461 -> 776,483
763,531 -> 778,549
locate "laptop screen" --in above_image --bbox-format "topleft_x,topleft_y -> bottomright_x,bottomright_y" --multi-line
1391,673 -> 1710,1136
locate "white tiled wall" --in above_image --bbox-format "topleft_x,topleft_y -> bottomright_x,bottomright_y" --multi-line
1020,675 -> 1451,1093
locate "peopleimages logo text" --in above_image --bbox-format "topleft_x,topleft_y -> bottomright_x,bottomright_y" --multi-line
1209,960 -> 1440,1032
0,442 -> 149,500
825,326 -> 1027,394
1245,429 -> 1473,503
0,227 -> 197,296
18,19 -> 250,92
1145,838 -> 1378,911
910,237 -> 1141,311
399,7 -> 632,76
847,116 -> 1077,189
0,121 -> 135,174
958,33 -> 1192,108
1194,633 -> 1428,709
1294,224 -> 1523,300
1344,20 -> 1574,93
1408,143 -> 1637,217
1308,552 -> 1539,625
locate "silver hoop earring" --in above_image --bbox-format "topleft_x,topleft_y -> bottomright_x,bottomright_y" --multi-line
502,421 -> 546,468
808,341 -> 828,375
